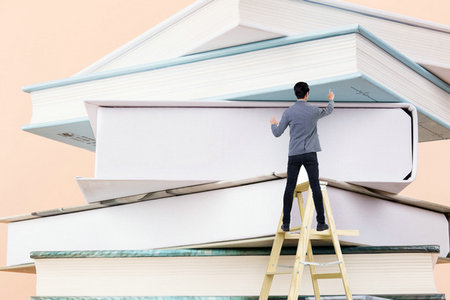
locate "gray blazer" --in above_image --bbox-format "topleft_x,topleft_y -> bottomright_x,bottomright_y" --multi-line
271,100 -> 334,156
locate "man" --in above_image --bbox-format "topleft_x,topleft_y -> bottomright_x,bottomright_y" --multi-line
270,82 -> 334,232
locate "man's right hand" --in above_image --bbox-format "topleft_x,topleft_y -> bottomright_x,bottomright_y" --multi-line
270,117 -> 278,125
328,89 -> 335,101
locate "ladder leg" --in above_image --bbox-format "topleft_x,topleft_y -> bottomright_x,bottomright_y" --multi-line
288,189 -> 315,300
296,190 -> 305,221
260,213 -> 286,299
307,240 -> 321,300
295,181 -> 310,222
322,188 -> 353,300
299,189 -> 321,300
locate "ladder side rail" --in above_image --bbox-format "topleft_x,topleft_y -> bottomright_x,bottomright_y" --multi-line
288,189 -> 315,300
322,187 -> 353,300
297,189 -> 321,300
260,215 -> 286,299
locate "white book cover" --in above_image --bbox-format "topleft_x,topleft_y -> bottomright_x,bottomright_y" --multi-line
22,26 -> 450,151
5,179 -> 449,266
78,100 -> 417,196
74,0 -> 450,84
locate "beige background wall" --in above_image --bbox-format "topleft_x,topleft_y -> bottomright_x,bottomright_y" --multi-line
0,0 -> 448,299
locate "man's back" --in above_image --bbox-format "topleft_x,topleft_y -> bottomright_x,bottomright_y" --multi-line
271,100 -> 334,156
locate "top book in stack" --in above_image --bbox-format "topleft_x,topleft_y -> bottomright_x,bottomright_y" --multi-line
75,0 -> 450,84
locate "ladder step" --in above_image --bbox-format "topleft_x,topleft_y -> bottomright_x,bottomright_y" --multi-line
300,260 -> 343,266
284,229 -> 359,239
294,181 -> 310,193
288,225 -> 302,231
266,270 -> 293,275
312,272 -> 343,280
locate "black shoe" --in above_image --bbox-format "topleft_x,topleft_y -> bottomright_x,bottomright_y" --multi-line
316,223 -> 329,231
281,224 -> 290,232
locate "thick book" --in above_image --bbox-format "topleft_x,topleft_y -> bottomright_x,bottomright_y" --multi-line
22,25 -> 450,151
3,178 -> 449,266
77,100 -> 417,196
73,0 -> 450,84
31,246 -> 441,297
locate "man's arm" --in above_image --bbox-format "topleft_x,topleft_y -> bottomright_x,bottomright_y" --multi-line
318,89 -> 335,118
271,111 -> 289,137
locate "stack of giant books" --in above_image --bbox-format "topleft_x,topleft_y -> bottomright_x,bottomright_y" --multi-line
2,0 -> 449,299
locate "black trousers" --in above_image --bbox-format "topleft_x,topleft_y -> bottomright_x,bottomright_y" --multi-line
283,152 -> 325,225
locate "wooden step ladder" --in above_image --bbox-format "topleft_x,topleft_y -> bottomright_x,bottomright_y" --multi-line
259,181 -> 359,300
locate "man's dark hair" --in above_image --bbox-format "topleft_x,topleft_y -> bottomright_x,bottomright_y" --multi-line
294,82 -> 310,99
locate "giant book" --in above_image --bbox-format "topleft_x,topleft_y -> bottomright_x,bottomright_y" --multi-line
22,26 -> 450,151
2,178 -> 449,266
74,0 -> 450,85
31,246 -> 442,297
77,100 -> 417,196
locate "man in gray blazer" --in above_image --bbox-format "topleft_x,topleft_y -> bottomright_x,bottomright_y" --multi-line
270,82 -> 334,232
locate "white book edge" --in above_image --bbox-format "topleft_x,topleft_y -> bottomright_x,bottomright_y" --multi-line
6,179 -> 448,265
306,0 -> 450,32
2,174 -> 448,224
71,0 -> 450,78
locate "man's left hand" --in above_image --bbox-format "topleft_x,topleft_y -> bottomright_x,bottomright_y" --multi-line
270,117 -> 278,125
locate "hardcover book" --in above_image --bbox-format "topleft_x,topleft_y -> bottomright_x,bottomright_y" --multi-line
3,178 -> 449,266
77,100 -> 417,196
22,26 -> 450,151
31,246 -> 441,297
74,0 -> 450,84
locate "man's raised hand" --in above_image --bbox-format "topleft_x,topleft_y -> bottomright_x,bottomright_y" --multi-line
328,89 -> 335,101
270,117 -> 278,125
